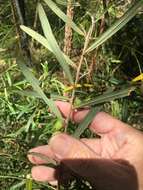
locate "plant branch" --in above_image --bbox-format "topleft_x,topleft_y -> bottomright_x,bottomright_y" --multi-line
63,0 -> 74,56
65,21 -> 95,129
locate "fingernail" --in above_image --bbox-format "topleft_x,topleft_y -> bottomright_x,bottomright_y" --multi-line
49,134 -> 72,158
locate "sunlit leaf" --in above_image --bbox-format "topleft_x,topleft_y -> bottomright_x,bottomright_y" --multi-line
18,59 -> 63,120
38,3 -> 73,83
20,25 -> 76,69
75,86 -> 136,108
13,89 -> 69,101
132,73 -> 143,82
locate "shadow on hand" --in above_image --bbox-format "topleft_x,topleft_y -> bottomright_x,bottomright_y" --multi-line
54,158 -> 138,190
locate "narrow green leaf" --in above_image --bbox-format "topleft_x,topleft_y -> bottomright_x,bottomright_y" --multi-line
20,25 -> 75,69
86,1 -> 143,53
28,152 -> 57,166
18,59 -> 63,120
26,177 -> 32,190
13,89 -> 69,101
43,0 -> 84,36
10,181 -> 25,190
25,113 -> 35,133
75,86 -> 136,109
20,25 -> 51,50
38,4 -> 73,83
0,175 -> 23,180
13,90 -> 42,98
73,107 -> 101,138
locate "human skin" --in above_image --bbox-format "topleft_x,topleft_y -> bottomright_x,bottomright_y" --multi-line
28,101 -> 143,190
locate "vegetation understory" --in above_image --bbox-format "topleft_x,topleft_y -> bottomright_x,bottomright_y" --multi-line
0,0 -> 143,189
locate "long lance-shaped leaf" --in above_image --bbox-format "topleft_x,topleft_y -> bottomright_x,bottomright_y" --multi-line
20,25 -> 76,69
10,181 -> 25,190
13,89 -> 69,101
43,0 -> 84,36
26,177 -> 32,190
38,4 -> 73,84
28,152 -> 57,166
73,106 -> 101,138
86,1 -> 143,53
75,86 -> 136,109
18,59 -> 63,120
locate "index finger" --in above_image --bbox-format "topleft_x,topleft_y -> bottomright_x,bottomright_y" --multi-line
56,101 -> 133,136
56,101 -> 89,123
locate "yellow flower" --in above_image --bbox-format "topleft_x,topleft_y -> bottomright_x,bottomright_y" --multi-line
132,73 -> 143,82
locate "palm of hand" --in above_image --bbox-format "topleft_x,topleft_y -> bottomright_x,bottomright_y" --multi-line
28,102 -> 143,190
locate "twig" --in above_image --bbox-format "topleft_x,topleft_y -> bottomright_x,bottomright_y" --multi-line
88,1 -> 108,80
63,0 -> 74,56
65,21 -> 95,129
103,0 -> 110,26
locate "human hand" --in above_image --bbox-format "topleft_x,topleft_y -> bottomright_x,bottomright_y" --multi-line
28,101 -> 143,190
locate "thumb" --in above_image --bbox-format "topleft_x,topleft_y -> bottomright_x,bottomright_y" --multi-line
49,134 -> 137,190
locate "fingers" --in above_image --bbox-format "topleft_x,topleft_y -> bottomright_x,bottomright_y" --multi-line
56,101 -> 89,123
56,101 -> 132,135
28,137 -> 101,164
31,158 -> 138,190
49,133 -> 99,159
29,134 -> 138,190
48,134 -> 138,190
28,147 -> 57,183
28,134 -> 100,183
28,145 -> 55,164
31,164 -> 75,185
28,144 -> 74,184
32,166 -> 56,182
